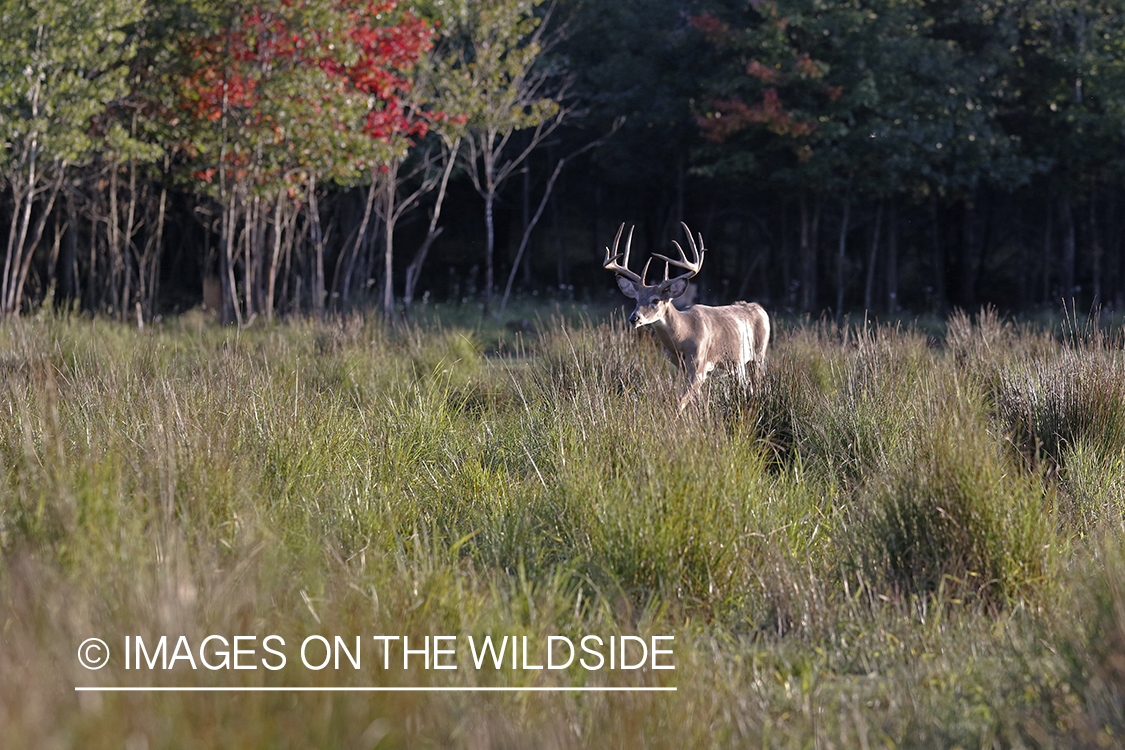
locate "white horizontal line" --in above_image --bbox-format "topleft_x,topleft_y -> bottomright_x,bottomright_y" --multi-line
75,686 -> 675,692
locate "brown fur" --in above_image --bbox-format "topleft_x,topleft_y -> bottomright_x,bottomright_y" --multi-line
649,301 -> 770,409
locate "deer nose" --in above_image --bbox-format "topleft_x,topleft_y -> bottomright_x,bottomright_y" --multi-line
629,312 -> 640,326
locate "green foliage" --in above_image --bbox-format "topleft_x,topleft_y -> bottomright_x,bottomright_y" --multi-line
435,0 -> 561,137
0,0 -> 143,169
690,0 -> 1051,196
433,0 -> 569,312
556,0 -> 710,186
0,0 -> 145,314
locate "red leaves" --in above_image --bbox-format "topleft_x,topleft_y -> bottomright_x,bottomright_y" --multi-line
689,12 -> 727,37
693,16 -> 834,153
697,89 -> 816,144
746,60 -> 783,84
329,2 -> 437,140
176,0 -> 452,187
793,53 -> 825,80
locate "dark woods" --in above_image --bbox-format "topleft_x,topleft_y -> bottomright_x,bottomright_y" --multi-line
4,0 -> 1125,323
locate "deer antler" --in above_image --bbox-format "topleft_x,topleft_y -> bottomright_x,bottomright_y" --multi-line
652,222 -> 705,283
603,223 -> 654,286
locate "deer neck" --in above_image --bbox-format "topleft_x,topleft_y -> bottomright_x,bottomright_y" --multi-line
652,304 -> 691,353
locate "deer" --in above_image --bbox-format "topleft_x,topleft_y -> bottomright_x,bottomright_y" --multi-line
604,222 -> 770,411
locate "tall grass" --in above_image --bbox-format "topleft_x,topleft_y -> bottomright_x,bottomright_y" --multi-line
1,307 -> 1123,748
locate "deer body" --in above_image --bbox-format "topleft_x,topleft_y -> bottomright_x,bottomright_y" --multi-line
607,224 -> 770,411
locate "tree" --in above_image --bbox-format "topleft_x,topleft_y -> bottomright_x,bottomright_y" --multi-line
557,0 -> 712,247
0,0 -> 144,316
172,0 -> 436,322
438,0 -> 570,315
690,0 -> 1044,313
1000,0 -> 1125,303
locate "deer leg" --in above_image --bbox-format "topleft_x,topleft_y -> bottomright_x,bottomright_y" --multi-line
734,359 -> 750,393
677,366 -> 709,413
753,356 -> 767,389
677,387 -> 694,413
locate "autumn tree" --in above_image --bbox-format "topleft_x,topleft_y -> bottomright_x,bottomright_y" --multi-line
173,0 -> 436,322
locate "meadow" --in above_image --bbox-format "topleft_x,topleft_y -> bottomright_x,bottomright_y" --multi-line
1,303 -> 1124,749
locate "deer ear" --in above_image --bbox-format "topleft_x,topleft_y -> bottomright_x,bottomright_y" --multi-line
661,278 -> 688,300
616,276 -> 639,298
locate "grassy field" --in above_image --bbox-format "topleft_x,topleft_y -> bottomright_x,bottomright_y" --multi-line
2,303 -> 1124,749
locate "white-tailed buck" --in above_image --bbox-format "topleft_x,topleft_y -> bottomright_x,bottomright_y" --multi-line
605,222 -> 770,410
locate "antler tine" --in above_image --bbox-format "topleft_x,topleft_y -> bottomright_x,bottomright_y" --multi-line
603,223 -> 646,285
651,223 -> 705,282
682,221 -> 707,263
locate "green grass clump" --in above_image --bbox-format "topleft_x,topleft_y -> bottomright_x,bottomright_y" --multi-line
994,350 -> 1125,472
2,309 -> 1125,749
857,378 -> 1054,602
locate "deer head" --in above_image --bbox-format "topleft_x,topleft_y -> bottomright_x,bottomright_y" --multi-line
603,222 -> 704,328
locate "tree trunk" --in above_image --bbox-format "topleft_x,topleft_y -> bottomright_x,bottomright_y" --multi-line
835,201 -> 851,321
1090,188 -> 1102,304
521,163 -> 532,287
3,147 -> 39,315
1042,201 -> 1053,305
12,169 -> 64,315
958,196 -> 976,307
122,157 -> 139,322
109,157 -> 122,316
551,145 -> 567,290
221,192 -> 242,326
382,165 -> 398,321
62,190 -> 78,301
1,184 -> 25,314
243,194 -> 257,320
929,195 -> 946,314
864,200 -> 883,313
1061,193 -> 1076,305
501,158 -> 566,312
799,194 -> 817,312
1018,198 -> 1030,309
143,182 -> 167,320
265,190 -> 286,321
341,178 -> 377,306
483,189 -> 495,315
278,201 -> 299,315
971,191 -> 994,304
553,191 -> 567,290
405,136 -> 460,308
308,173 -> 326,316
1113,189 -> 1125,309
87,205 -> 98,311
47,207 -> 62,298
780,205 -> 792,308
886,199 -> 898,312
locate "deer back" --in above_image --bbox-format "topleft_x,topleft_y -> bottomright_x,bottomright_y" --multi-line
679,301 -> 769,370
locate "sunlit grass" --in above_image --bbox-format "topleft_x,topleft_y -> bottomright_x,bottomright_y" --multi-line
2,307 -> 1124,748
